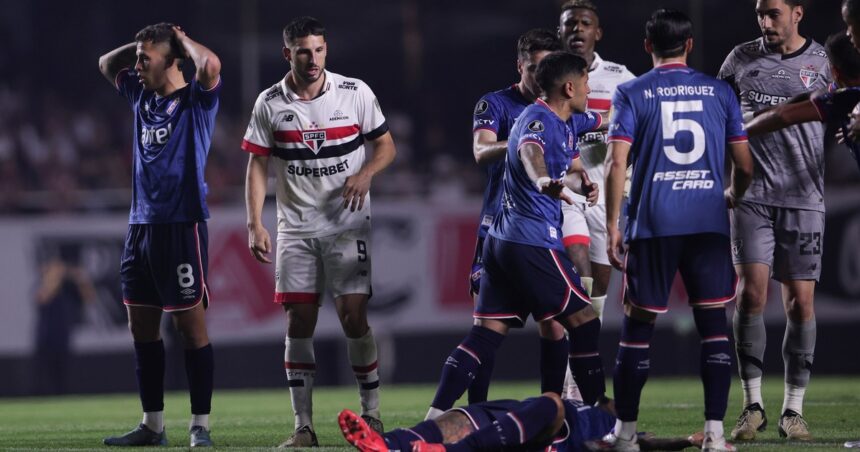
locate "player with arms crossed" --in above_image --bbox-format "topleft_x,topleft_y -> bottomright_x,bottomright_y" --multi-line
429,51 -> 606,424
97,23 -> 221,447
718,0 -> 832,441
242,17 -> 396,448
605,9 -> 753,451
450,29 -> 603,415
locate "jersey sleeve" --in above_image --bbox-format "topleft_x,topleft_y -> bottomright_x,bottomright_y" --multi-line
116,69 -> 144,106
569,111 -> 602,136
607,87 -> 635,145
357,81 -> 389,140
811,87 -> 860,123
472,94 -> 503,134
516,112 -> 551,154
717,49 -> 740,95
621,66 -> 637,83
722,83 -> 748,143
190,76 -> 222,111
241,94 -> 275,156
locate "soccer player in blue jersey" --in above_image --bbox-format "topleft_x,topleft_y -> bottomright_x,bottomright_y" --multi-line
97,23 -> 221,447
604,10 -> 753,452
339,395 -> 701,452
744,32 -> 860,170
428,51 -> 604,423
455,28 -> 602,415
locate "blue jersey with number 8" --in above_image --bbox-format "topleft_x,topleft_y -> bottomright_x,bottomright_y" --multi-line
607,63 -> 747,242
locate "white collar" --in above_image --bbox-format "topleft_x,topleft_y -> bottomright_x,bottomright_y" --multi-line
589,52 -> 603,72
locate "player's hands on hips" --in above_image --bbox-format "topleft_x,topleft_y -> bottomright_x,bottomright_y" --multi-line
248,224 -> 272,264
538,177 -> 574,205
606,225 -> 626,271
343,171 -> 372,211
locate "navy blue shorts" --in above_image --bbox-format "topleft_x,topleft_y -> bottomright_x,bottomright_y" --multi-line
623,233 -> 737,314
121,222 -> 209,312
476,236 -> 590,327
469,236 -> 485,296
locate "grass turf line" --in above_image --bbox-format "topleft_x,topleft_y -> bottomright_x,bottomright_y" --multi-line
1,377 -> 859,450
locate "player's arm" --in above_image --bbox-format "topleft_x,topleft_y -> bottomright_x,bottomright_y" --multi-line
726,142 -> 753,208
245,154 -> 272,264
519,143 -> 573,204
343,131 -> 397,212
744,101 -> 822,136
98,42 -> 136,86
472,130 -> 507,164
604,140 -> 630,270
172,26 -> 221,90
565,157 -> 598,205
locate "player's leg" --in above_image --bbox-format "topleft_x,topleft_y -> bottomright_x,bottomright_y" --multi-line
161,222 -> 214,447
562,201 -> 594,293
730,201 -> 775,441
427,235 -> 516,420
467,237 -> 494,405
585,203 -> 612,318
772,208 -> 822,441
326,226 -> 382,431
105,224 -> 168,446
537,320 -> 568,395
529,248 -> 603,406
609,237 -> 680,449
417,394 -> 566,452
680,233 -> 738,450
275,236 -> 323,447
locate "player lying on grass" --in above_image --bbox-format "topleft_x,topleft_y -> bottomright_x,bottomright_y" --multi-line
744,32 -> 860,170
340,392 -> 702,452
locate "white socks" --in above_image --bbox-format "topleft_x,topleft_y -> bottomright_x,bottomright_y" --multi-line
142,411 -> 164,433
783,383 -> 806,415
615,420 -> 638,442
285,336 -> 316,430
347,328 -> 381,419
190,414 -> 209,430
742,376 -> 763,408
425,407 -> 446,421
591,295 -> 607,321
704,420 -> 724,438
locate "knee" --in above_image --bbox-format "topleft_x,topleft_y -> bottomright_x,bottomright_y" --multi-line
128,317 -> 160,342
738,283 -> 767,314
339,311 -> 368,338
538,320 -> 565,340
784,294 -> 815,322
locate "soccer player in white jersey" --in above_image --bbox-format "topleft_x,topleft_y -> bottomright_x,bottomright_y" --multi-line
242,17 -> 397,448
558,0 -> 635,314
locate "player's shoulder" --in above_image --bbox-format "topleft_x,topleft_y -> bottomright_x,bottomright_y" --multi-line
255,81 -> 286,108
803,39 -> 829,61
596,58 -> 635,78
731,38 -> 765,57
328,71 -> 371,95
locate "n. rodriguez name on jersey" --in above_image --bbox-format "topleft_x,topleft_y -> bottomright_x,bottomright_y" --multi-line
242,70 -> 388,239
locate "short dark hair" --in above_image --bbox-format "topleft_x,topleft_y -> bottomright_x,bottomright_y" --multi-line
517,28 -> 562,58
560,0 -> 598,15
645,9 -> 693,58
827,31 -> 860,79
135,22 -> 184,67
783,0 -> 808,7
535,51 -> 588,94
845,0 -> 860,21
283,16 -> 326,45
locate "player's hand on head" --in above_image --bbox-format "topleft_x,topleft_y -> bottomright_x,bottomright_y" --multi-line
248,225 -> 272,264
343,171 -> 372,212
606,226 -> 625,271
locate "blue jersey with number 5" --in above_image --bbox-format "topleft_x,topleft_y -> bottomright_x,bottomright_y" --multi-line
608,63 -> 747,242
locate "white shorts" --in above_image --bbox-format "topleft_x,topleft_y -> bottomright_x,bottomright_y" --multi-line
274,225 -> 372,304
561,202 -> 610,266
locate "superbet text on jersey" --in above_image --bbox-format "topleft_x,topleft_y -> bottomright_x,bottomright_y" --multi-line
608,63 -> 747,242
242,71 -> 388,239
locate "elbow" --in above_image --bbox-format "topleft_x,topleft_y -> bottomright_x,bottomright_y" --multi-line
98,55 -> 110,77
198,54 -> 222,81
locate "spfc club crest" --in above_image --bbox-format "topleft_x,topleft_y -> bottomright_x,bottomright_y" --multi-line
302,130 -> 326,151
799,66 -> 820,89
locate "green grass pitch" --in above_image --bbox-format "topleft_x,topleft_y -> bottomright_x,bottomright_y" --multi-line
1,377 -> 859,450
